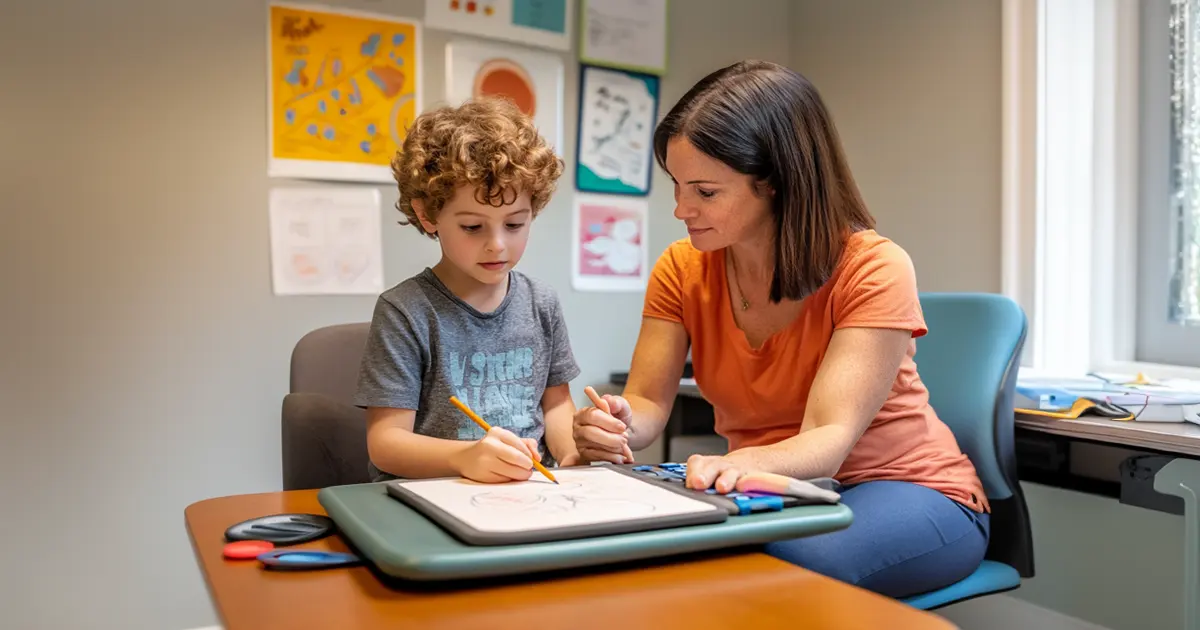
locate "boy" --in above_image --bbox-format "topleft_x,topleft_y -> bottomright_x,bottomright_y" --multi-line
355,98 -> 582,483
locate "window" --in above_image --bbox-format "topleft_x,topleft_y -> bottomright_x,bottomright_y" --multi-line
1003,0 -> 1200,377
1137,0 -> 1200,366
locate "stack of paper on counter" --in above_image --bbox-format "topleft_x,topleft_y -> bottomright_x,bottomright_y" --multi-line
1016,373 -> 1200,424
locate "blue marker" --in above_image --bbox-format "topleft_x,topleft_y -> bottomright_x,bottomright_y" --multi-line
258,550 -> 361,570
731,494 -> 785,515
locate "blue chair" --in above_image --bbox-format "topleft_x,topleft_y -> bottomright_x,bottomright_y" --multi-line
898,293 -> 1035,610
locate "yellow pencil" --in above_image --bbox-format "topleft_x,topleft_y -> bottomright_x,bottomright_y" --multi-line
449,396 -> 559,484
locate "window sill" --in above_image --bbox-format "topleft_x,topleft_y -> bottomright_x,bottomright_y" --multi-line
1092,359 -> 1200,383
1019,360 -> 1200,383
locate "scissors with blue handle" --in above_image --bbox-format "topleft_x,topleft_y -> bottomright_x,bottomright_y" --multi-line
257,549 -> 361,570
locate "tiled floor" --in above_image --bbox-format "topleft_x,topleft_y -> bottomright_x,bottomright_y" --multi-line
937,594 -> 1111,629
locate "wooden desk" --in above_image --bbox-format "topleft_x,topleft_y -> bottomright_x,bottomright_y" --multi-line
612,373 -> 1200,457
1016,412 -> 1200,457
186,490 -> 956,630
1014,413 -> 1200,630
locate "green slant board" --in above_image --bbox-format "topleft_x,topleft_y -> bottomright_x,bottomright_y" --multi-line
317,481 -> 853,582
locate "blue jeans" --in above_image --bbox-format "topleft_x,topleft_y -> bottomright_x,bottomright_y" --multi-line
765,480 -> 990,598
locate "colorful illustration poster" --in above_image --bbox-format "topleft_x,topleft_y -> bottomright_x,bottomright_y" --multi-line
575,65 -> 659,196
446,39 -> 564,154
268,4 -> 421,183
425,0 -> 572,51
572,194 -> 649,292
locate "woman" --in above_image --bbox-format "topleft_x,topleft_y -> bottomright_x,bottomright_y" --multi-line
572,60 -> 990,598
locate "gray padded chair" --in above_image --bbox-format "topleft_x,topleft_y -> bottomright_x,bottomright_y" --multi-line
281,322 -> 373,490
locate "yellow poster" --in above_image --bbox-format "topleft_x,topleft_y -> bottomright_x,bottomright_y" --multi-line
268,4 -> 421,182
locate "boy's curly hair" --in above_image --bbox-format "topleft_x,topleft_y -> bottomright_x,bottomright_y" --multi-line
392,97 -> 564,238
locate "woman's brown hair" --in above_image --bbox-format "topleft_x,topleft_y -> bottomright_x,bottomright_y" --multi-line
653,60 -> 875,302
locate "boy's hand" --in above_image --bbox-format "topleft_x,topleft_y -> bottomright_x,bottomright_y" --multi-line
451,427 -> 542,483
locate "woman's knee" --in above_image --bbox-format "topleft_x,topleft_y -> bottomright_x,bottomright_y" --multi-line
764,482 -> 990,596
854,517 -> 989,597
767,525 -> 987,598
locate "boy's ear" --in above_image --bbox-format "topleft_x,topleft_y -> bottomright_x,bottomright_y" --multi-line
411,198 -> 437,235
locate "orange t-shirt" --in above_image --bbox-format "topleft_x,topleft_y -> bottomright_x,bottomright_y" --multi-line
643,230 -> 989,513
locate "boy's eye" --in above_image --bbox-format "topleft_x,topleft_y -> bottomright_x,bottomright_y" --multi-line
505,223 -> 526,231
461,224 -> 482,233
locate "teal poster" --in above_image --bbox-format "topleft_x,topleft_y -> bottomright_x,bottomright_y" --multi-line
575,65 -> 660,196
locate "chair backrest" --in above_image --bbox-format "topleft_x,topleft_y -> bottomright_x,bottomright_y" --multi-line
282,322 -> 372,490
290,323 -> 372,402
916,292 -> 1034,577
281,392 -> 370,490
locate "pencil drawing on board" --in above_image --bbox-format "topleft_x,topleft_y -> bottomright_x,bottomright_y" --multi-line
469,481 -> 657,516
394,466 -> 719,534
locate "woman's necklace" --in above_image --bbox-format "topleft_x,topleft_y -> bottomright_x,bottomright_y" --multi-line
729,251 -> 750,311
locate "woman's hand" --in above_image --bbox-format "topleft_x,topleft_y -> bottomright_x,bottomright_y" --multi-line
572,386 -> 636,464
685,451 -> 763,494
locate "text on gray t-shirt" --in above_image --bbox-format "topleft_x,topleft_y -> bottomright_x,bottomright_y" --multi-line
354,268 -> 580,480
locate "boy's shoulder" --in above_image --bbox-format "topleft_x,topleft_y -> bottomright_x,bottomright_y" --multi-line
374,268 -> 563,324
509,270 -> 564,312
377,269 -> 438,310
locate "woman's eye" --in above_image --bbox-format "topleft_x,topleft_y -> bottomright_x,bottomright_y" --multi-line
461,225 -> 481,233
506,223 -> 526,231
697,188 -> 716,199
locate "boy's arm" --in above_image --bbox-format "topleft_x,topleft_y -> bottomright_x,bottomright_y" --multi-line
366,407 -> 473,478
368,406 -> 543,481
541,292 -> 582,465
359,298 -> 475,478
541,384 -> 579,466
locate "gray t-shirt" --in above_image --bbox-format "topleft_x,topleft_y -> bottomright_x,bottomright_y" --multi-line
355,268 -> 580,481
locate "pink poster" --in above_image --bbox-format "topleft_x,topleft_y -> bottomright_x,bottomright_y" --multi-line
571,194 -> 649,291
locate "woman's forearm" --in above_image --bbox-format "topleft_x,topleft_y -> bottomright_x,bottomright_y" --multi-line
623,393 -> 673,451
733,326 -> 908,481
735,424 -> 858,480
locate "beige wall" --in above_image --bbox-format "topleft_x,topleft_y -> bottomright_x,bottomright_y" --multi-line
0,1 -> 790,628
791,0 -> 1003,293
